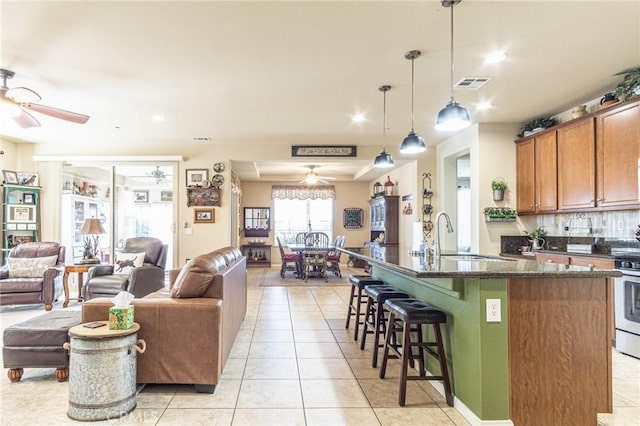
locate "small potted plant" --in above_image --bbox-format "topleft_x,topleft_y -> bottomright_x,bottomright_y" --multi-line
483,207 -> 517,221
491,178 -> 508,201
524,227 -> 547,250
517,117 -> 557,138
613,66 -> 640,103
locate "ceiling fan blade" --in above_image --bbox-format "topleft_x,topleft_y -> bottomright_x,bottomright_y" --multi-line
20,102 -> 90,124
317,176 -> 336,180
6,86 -> 41,103
13,109 -> 40,128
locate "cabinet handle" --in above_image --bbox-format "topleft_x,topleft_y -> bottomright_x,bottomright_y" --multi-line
597,198 -> 604,203
547,260 -> 554,263
530,204 -> 534,209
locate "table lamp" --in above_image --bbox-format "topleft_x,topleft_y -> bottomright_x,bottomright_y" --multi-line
80,218 -> 106,264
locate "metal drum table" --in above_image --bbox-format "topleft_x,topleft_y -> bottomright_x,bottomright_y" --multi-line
65,322 -> 145,421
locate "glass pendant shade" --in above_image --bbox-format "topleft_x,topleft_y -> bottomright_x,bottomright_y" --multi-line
374,148 -> 394,168
435,99 -> 472,131
400,131 -> 426,154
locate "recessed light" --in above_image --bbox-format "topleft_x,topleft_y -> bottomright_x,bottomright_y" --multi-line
351,113 -> 366,123
485,51 -> 506,64
476,101 -> 493,110
152,115 -> 165,122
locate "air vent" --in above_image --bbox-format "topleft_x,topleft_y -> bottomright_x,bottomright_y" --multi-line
454,77 -> 491,90
191,136 -> 212,142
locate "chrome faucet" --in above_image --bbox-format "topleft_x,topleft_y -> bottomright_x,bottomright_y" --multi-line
433,211 -> 454,257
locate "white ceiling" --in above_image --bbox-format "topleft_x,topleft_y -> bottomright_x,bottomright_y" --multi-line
1,1 -> 639,182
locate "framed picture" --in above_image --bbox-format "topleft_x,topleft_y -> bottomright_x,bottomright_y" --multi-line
343,207 -> 364,229
160,190 -> 173,202
134,190 -> 149,203
186,169 -> 209,187
187,187 -> 221,207
2,170 -> 18,184
8,205 -> 36,223
22,192 -> 35,204
16,172 -> 39,186
194,208 -> 215,223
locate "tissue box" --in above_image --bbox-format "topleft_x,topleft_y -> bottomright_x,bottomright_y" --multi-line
108,306 -> 134,330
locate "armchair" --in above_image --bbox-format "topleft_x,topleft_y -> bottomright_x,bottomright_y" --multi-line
84,237 -> 168,300
0,242 -> 65,311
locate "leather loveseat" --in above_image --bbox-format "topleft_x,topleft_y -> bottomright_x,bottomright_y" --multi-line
82,246 -> 247,393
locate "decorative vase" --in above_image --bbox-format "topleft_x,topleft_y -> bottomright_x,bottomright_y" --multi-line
493,189 -> 504,201
531,238 -> 545,250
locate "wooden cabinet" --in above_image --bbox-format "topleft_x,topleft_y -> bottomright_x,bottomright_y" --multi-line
557,118 -> 596,210
516,131 -> 557,214
535,252 -> 614,269
516,99 -> 640,214
368,195 -> 399,244
2,184 -> 41,264
596,101 -> 640,208
241,244 -> 272,267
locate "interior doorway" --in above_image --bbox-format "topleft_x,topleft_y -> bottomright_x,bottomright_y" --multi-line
457,155 -> 471,253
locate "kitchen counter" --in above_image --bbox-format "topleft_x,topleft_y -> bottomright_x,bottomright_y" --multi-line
338,245 -> 621,279
340,245 -> 618,425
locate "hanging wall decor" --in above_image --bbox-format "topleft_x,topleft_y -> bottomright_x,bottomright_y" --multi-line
343,208 -> 364,229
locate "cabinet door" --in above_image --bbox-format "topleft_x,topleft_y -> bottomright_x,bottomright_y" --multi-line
557,118 -> 596,210
534,131 -> 558,212
597,102 -> 640,207
569,256 -> 614,269
535,252 -> 570,265
516,139 -> 535,213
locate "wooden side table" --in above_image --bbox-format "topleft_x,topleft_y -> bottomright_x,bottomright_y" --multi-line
63,264 -> 94,308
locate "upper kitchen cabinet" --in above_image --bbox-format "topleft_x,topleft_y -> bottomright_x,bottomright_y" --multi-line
596,101 -> 640,208
557,118 -> 596,210
516,131 -> 557,214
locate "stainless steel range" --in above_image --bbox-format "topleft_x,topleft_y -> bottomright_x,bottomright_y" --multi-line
614,251 -> 640,359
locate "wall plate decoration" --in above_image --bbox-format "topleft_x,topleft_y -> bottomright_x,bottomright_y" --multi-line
343,208 -> 364,229
211,174 -> 225,187
187,187 -> 221,207
213,162 -> 225,173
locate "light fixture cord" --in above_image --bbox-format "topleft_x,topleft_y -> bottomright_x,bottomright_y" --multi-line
383,88 -> 387,149
411,56 -> 415,131
449,3 -> 455,101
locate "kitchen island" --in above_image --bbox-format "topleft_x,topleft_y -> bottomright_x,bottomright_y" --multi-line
339,245 -> 622,426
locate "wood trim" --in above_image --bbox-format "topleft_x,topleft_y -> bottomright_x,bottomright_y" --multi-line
508,277 -> 612,425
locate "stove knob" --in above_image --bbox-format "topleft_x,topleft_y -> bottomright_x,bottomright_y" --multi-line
622,261 -> 633,268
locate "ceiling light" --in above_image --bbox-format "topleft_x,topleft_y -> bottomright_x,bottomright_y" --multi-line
151,114 -> 165,122
476,101 -> 492,110
305,173 -> 319,185
485,51 -> 506,64
351,113 -> 366,123
435,0 -> 472,132
374,85 -> 394,168
150,166 -> 166,184
400,50 -> 426,154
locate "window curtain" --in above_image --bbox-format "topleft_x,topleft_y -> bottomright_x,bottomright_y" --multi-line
271,185 -> 336,200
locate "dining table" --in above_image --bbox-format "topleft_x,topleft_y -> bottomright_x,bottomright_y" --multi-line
286,244 -> 336,280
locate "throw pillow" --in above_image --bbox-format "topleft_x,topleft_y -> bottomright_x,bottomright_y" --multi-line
8,255 -> 58,278
114,252 -> 145,275
170,255 -> 215,298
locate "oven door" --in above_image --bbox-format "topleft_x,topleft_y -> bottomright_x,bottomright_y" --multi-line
615,275 -> 640,334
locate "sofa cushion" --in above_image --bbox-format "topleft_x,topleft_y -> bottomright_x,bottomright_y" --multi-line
170,256 -> 216,298
8,255 -> 57,278
114,252 -> 145,275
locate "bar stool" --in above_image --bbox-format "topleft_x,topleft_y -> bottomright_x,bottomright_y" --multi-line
360,284 -> 410,368
379,298 -> 453,407
346,275 -> 384,341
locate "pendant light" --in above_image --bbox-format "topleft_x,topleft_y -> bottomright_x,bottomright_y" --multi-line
399,50 -> 426,154
435,0 -> 472,131
373,85 -> 394,168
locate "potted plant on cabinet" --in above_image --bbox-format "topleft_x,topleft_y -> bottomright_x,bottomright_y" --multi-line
517,117 -> 557,138
613,66 -> 640,102
491,179 -> 508,201
524,227 -> 547,250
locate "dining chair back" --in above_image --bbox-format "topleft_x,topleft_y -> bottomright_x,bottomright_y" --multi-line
277,236 -> 301,278
326,235 -> 346,278
304,232 -> 329,248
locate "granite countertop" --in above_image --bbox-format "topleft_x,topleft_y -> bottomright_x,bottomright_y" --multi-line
339,246 -> 622,279
499,250 -> 615,260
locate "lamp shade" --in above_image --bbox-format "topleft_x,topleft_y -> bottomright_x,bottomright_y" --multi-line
80,218 -> 106,235
373,149 -> 394,168
435,100 -> 472,131
399,131 -> 426,154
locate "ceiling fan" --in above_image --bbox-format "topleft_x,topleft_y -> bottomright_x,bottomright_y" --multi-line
300,165 -> 336,185
0,68 -> 90,128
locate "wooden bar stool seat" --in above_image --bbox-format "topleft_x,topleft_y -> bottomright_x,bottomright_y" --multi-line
346,275 -> 384,341
360,284 -> 410,368
379,298 -> 453,407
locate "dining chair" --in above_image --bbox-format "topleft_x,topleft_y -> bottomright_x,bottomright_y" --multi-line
295,232 -> 307,245
326,235 -> 345,278
276,236 -> 300,278
302,232 -> 329,281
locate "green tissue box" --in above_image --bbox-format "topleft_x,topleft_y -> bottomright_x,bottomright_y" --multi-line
109,306 -> 134,330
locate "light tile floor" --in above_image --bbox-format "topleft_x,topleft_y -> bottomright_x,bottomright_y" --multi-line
0,267 -> 638,425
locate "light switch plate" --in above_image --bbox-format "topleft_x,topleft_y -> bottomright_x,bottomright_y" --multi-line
185,228 -> 193,235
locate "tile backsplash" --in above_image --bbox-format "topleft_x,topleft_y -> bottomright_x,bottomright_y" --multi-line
536,210 -> 640,239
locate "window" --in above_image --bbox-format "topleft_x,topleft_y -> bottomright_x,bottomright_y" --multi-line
274,198 -> 333,244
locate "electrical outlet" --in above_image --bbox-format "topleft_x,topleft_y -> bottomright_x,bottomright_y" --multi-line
617,220 -> 625,231
486,299 -> 501,322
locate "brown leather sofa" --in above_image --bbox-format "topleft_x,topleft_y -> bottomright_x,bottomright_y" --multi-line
0,242 -> 65,311
82,246 -> 246,393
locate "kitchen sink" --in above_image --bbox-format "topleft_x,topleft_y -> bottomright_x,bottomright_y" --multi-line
440,254 -> 514,262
